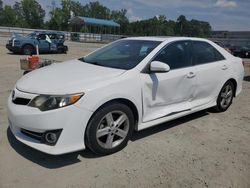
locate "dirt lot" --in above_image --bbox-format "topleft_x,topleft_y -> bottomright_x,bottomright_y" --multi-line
0,36 -> 250,188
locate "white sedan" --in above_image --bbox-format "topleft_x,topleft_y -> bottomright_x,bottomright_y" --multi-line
8,37 -> 244,155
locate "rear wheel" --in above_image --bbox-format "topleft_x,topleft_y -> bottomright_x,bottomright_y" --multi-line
214,81 -> 234,112
57,44 -> 67,54
85,102 -> 134,155
57,46 -> 64,54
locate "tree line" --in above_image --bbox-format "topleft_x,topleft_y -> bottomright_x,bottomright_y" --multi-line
0,0 -> 212,37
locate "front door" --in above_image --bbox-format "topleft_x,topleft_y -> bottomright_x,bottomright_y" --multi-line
37,34 -> 50,52
140,40 -> 196,122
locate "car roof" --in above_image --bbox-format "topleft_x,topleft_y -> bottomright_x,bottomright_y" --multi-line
33,31 -> 64,35
123,36 -> 210,43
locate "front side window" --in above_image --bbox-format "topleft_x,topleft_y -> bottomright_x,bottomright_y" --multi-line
80,40 -> 161,70
153,41 -> 192,70
192,41 -> 225,65
38,34 -> 46,40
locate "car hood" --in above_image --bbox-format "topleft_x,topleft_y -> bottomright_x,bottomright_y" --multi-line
16,59 -> 126,95
10,33 -> 25,40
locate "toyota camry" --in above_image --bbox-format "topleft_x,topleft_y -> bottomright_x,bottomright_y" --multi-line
8,37 -> 244,155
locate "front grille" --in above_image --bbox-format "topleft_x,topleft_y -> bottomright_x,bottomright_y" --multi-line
12,98 -> 31,105
21,129 -> 43,141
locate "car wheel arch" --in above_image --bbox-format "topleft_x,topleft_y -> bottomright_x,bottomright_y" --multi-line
85,98 -> 139,133
213,78 -> 236,112
226,78 -> 237,97
22,44 -> 35,53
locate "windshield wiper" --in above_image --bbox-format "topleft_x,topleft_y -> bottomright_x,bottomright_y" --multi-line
78,57 -> 85,62
89,61 -> 106,67
79,58 -> 105,67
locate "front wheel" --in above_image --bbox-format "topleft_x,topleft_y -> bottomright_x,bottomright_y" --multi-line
214,81 -> 235,112
85,102 -> 134,155
22,45 -> 34,55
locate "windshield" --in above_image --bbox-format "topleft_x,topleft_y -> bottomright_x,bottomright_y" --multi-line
26,33 -> 36,38
80,40 -> 161,70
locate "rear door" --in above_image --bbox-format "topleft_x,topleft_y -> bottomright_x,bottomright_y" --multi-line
191,41 -> 230,108
48,33 -> 58,51
140,40 -> 196,122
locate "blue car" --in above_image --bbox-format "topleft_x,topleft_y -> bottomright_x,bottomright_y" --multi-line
6,31 -> 68,55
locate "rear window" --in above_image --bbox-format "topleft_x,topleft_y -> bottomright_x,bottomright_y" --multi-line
193,41 -> 225,65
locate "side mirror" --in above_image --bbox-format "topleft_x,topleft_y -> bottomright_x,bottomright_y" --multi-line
150,61 -> 170,73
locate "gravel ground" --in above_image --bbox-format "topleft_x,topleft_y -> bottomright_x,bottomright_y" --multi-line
0,36 -> 250,188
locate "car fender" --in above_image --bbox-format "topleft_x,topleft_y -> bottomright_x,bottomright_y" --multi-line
75,70 -> 143,125
21,42 -> 36,49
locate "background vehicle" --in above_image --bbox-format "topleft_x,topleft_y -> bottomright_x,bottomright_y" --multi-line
232,46 -> 250,58
8,37 -> 244,155
6,31 -> 68,55
213,41 -> 232,54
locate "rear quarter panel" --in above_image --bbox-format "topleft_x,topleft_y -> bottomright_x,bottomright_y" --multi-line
208,40 -> 244,97
229,57 -> 244,96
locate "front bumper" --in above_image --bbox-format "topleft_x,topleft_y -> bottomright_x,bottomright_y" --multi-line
6,44 -> 22,53
7,89 -> 93,155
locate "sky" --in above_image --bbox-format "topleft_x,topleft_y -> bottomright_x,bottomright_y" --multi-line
3,0 -> 250,31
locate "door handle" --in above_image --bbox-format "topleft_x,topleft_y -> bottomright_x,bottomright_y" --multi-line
222,65 -> 228,70
187,72 -> 196,78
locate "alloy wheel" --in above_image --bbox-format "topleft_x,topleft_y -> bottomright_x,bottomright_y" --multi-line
220,84 -> 233,109
23,46 -> 33,55
96,111 -> 129,149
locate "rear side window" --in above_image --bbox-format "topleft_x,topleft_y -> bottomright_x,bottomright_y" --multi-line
48,34 -> 57,40
58,34 -> 65,39
153,41 -> 192,70
193,41 -> 225,65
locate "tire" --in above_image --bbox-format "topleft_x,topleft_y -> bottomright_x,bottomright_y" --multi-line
85,102 -> 134,155
57,48 -> 64,54
57,44 -> 67,54
214,81 -> 235,112
22,45 -> 34,55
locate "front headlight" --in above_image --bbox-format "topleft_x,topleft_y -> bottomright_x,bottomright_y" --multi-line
28,93 -> 84,111
14,40 -> 21,45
